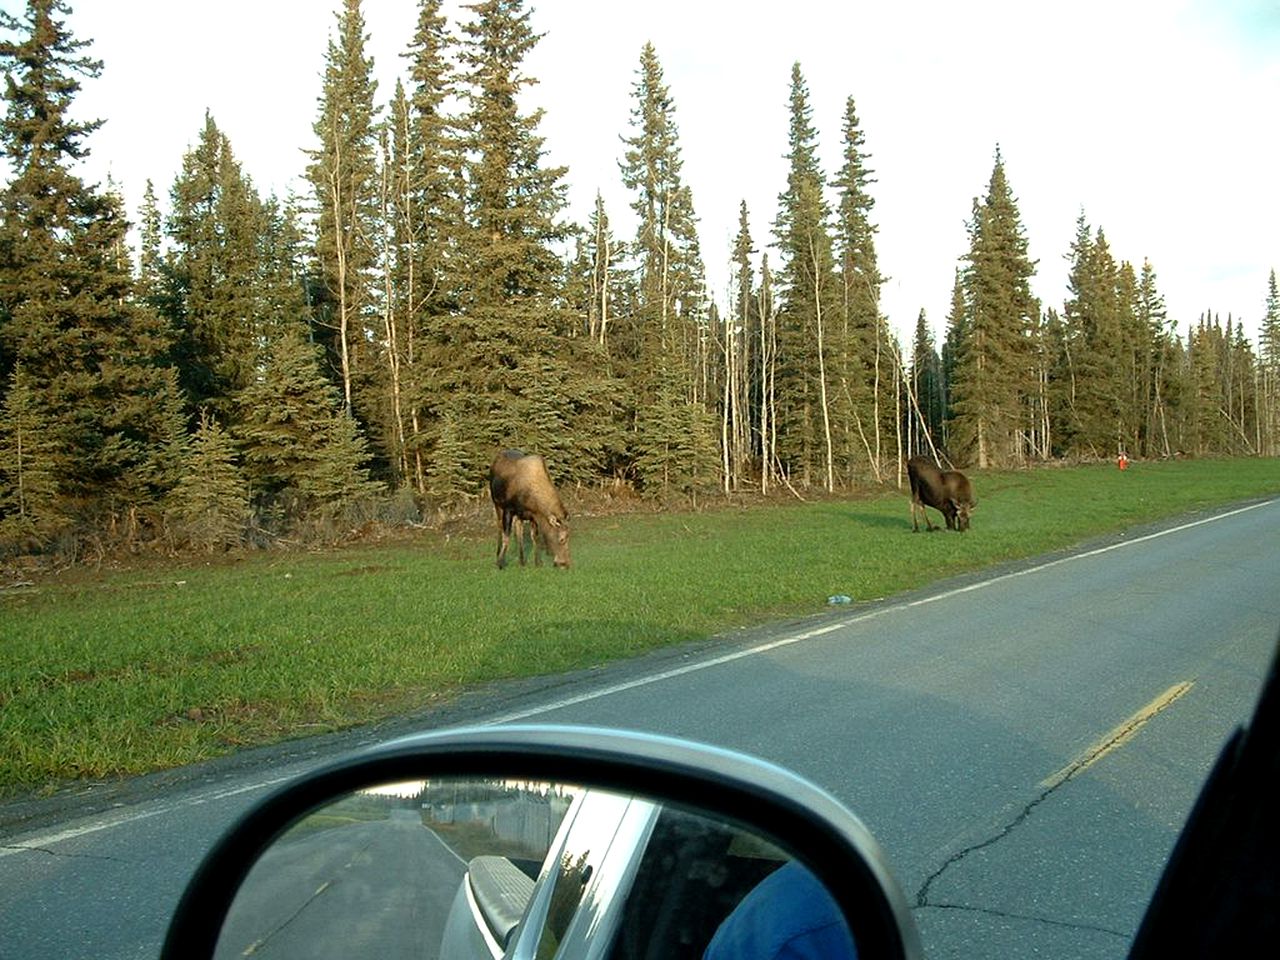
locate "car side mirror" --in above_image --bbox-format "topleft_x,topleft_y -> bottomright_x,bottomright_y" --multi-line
161,725 -> 922,960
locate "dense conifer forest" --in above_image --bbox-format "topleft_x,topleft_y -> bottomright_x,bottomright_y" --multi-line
2,0 -> 1277,558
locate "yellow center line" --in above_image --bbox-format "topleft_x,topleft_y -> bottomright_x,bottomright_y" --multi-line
1041,680 -> 1195,789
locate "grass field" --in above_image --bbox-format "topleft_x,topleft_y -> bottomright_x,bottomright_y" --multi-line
2,457 -> 1277,795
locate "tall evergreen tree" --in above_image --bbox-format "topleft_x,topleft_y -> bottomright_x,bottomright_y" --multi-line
723,200 -> 757,490
393,0 -> 464,494
443,0 -> 597,489
1182,317 -> 1229,456
908,310 -> 944,457
167,115 -> 271,417
0,0 -> 184,545
947,149 -> 1039,467
234,323 -> 378,516
832,95 -> 888,481
774,63 -> 840,490
940,267 -> 966,447
308,0 -> 380,418
165,411 -> 249,551
573,190 -> 626,349
1262,270 -> 1280,370
0,361 -> 57,544
1135,260 -> 1173,457
1259,269 -> 1280,455
1062,215 -> 1126,455
757,253 -> 779,493
136,179 -> 165,309
618,42 -> 715,496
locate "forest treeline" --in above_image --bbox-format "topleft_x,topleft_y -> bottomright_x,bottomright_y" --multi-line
2,0 -> 1278,558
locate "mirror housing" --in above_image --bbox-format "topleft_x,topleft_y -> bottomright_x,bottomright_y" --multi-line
162,725 -> 921,959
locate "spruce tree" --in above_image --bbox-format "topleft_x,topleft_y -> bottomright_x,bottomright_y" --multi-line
1063,217 -> 1126,456
1259,269 -> 1280,455
1183,318 -> 1226,456
940,268 -> 966,450
757,253 -> 779,492
618,42 -> 715,496
1135,260 -> 1173,457
308,0 -> 380,419
773,63 -> 840,489
1262,270 -> 1280,370
393,0 -> 465,494
908,311 -> 944,457
0,0 -> 184,545
724,200 -> 757,490
440,0 -> 619,494
0,361 -> 57,544
167,115 -> 271,417
165,412 -> 249,551
137,180 -> 166,309
571,191 -> 626,350
833,95 -> 888,481
234,323 -> 378,516
453,0 -> 560,428
947,149 -> 1039,467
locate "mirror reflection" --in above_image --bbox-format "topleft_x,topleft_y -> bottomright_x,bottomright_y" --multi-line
215,778 -> 857,960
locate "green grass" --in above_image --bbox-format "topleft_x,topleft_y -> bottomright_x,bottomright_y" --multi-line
2,457 -> 1277,795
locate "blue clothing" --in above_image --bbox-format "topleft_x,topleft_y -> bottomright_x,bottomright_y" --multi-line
703,860 -> 858,960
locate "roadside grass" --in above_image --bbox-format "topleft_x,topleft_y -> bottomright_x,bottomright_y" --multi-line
2,457 -> 1277,795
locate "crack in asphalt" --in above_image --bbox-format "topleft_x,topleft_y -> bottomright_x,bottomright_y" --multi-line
916,901 -> 1129,939
914,681 -> 1195,929
0,842 -> 135,863
915,777 -> 1060,908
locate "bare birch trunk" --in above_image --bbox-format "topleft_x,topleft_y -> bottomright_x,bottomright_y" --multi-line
872,318 -> 882,477
378,145 -> 408,482
809,237 -> 834,492
324,117 -> 354,417
893,346 -> 902,484
759,287 -> 770,495
721,308 -> 732,493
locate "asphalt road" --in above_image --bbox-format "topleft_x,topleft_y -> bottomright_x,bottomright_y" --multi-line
2,497 -> 1277,959
214,811 -> 464,959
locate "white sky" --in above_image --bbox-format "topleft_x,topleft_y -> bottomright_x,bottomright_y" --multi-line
57,0 -> 1279,347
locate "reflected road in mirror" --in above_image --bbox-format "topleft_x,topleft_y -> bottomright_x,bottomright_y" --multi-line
214,777 -> 858,960
215,778 -> 567,959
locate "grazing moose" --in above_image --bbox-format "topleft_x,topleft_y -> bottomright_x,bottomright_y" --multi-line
489,449 -> 571,568
906,456 -> 976,532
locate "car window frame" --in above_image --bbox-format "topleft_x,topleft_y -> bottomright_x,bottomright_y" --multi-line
507,789 -> 659,960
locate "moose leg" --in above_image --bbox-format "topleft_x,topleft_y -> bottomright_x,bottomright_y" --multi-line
921,500 -> 938,532
515,516 -> 528,566
496,506 -> 512,568
911,497 -> 937,532
530,518 -> 543,566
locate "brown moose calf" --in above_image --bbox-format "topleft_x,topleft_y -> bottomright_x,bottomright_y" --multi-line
906,457 -> 976,532
489,449 -> 571,568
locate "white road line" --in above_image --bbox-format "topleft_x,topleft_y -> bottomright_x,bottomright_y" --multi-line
4,498 -> 1273,854
0,774 -> 299,858
486,498 -> 1276,724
